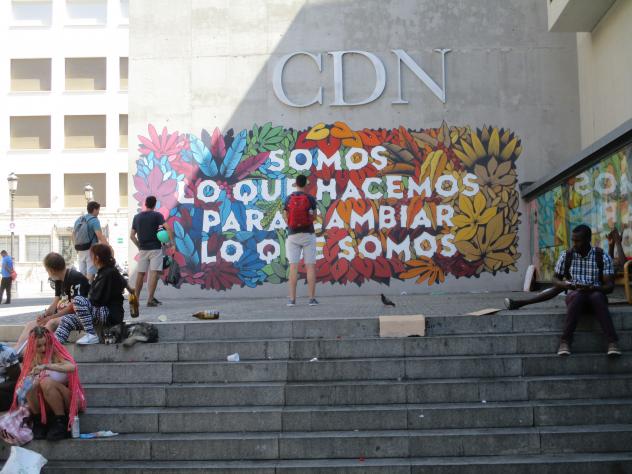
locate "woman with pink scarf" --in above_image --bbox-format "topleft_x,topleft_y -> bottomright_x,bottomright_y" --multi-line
11,326 -> 86,441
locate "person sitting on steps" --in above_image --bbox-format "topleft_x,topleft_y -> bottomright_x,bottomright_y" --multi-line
551,224 -> 621,357
14,252 -> 90,353
505,227 -> 627,310
11,326 -> 85,441
55,244 -> 133,345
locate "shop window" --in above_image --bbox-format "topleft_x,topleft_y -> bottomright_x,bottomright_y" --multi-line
64,173 -> 106,208
14,174 -> 51,208
64,115 -> 106,148
0,237 -> 20,262
25,236 -> 50,262
120,0 -> 129,23
58,235 -> 77,267
10,116 -> 51,150
11,59 -> 52,91
65,58 -> 106,91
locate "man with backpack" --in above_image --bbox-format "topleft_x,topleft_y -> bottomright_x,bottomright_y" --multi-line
283,174 -> 318,306
73,201 -> 108,282
553,224 -> 621,357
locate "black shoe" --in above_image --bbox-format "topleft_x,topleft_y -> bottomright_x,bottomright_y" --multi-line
46,415 -> 69,441
151,298 -> 163,305
31,416 -> 48,440
3,302 -> 10,305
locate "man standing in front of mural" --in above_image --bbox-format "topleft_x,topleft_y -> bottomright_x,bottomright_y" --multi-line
73,201 -> 108,282
130,195 -> 173,307
553,224 -> 621,357
284,174 -> 318,306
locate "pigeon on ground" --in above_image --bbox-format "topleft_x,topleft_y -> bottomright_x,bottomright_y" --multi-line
381,294 -> 396,307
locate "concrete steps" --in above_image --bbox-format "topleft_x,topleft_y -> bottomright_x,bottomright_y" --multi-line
3,425 -> 632,462
0,311 -> 630,471
78,398 -> 632,434
67,331 -> 632,362
39,453 -> 632,474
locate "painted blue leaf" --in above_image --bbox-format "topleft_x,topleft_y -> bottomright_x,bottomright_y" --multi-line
220,129 -> 247,178
189,134 -> 218,178
235,231 -> 251,241
173,221 -> 185,240
169,207 -> 179,217
190,250 -> 200,266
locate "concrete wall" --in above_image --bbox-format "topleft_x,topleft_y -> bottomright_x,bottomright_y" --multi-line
577,0 -> 632,148
129,0 -> 581,296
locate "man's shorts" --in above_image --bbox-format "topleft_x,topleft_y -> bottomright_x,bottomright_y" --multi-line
286,233 -> 316,265
138,249 -> 164,273
77,249 -> 96,277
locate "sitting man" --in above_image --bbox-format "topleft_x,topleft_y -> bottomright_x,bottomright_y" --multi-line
553,224 -> 621,357
14,253 -> 90,352
505,227 -> 627,310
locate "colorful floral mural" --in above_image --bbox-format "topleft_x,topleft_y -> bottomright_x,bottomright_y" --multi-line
530,142 -> 632,280
134,122 -> 523,290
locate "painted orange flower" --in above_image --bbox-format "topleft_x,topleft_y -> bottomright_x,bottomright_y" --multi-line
400,257 -> 445,285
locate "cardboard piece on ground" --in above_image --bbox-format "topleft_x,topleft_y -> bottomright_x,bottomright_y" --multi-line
379,315 -> 425,337
466,308 -> 502,316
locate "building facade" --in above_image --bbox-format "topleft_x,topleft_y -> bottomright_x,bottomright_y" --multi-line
129,0 -> 582,297
526,0 -> 632,281
0,0 -> 129,293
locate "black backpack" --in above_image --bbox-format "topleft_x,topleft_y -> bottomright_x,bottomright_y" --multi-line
563,247 -> 604,283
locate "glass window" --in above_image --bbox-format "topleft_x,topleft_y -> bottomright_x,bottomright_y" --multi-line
11,59 -> 52,92
0,236 -> 20,262
10,116 -> 51,149
14,174 -> 51,208
26,235 -> 50,262
58,235 -> 77,267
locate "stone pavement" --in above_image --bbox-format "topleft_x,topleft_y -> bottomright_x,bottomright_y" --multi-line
0,290 -> 581,326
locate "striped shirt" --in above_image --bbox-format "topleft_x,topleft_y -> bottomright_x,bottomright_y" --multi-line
554,247 -> 614,286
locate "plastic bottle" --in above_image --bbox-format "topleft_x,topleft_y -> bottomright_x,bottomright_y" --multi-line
71,416 -> 80,438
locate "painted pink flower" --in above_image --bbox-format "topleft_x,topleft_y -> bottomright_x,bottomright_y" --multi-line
133,166 -> 178,219
138,125 -> 185,161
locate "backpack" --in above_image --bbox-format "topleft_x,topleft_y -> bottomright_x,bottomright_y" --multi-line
73,215 -> 96,251
286,193 -> 313,230
563,247 -> 604,283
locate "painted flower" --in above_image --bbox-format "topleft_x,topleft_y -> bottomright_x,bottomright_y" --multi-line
455,213 -> 517,272
133,166 -> 178,218
138,125 -> 186,161
474,157 -> 517,194
399,257 -> 445,285
452,193 -> 497,241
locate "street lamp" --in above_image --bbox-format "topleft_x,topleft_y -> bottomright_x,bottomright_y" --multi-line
7,172 -> 18,259
83,183 -> 94,203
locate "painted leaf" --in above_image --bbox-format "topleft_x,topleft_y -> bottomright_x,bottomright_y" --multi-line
220,130 -> 247,178
189,134 -> 218,177
233,151 -> 270,180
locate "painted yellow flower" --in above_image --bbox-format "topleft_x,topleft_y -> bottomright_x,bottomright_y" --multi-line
452,193 -> 497,241
455,213 -> 517,272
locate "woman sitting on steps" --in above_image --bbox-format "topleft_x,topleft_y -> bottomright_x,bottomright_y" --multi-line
11,326 -> 85,440
55,244 -> 135,345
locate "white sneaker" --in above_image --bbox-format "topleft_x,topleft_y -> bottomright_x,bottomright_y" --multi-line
76,333 -> 100,345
